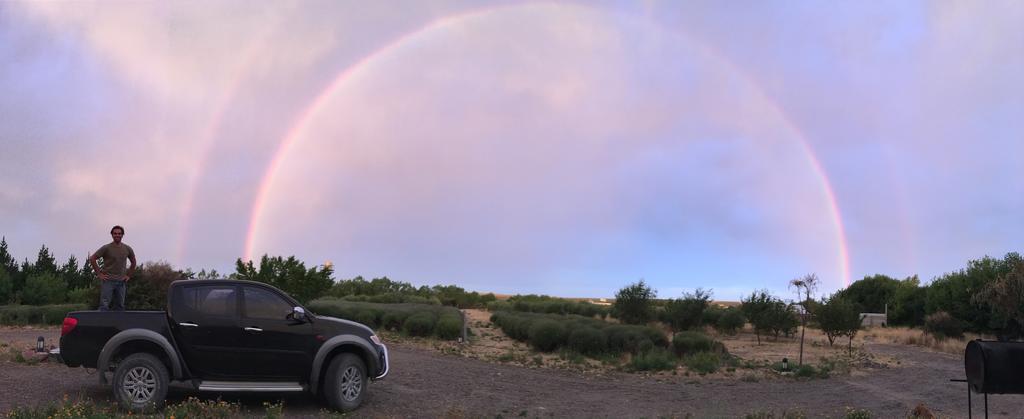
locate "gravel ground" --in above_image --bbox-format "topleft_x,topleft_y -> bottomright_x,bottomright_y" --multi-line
2,327 -> 1022,418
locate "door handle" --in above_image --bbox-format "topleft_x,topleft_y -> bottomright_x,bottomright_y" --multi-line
179,322 -> 199,327
244,327 -> 263,332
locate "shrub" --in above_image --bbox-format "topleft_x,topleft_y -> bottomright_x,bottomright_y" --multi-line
630,347 -> 676,371
403,312 -> 438,337
924,311 -> 964,339
663,288 -> 711,332
66,286 -> 98,308
352,308 -> 383,328
672,331 -> 714,356
793,364 -> 821,378
612,280 -> 656,324
435,314 -> 463,340
0,304 -> 88,325
381,311 -> 409,331
605,325 -> 652,354
528,320 -> 566,352
21,273 -> 66,305
684,351 -> 721,374
716,307 -> 746,335
568,327 -> 607,356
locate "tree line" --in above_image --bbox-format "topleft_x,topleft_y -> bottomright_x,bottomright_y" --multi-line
0,237 -> 495,310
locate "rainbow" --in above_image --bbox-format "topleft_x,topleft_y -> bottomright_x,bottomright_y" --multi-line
175,18 -> 284,265
239,3 -> 854,287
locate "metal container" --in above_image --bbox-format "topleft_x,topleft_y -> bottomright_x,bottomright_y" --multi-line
965,339 -> 1024,394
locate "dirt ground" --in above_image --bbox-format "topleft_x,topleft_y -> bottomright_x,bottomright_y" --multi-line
3,318 -> 1023,418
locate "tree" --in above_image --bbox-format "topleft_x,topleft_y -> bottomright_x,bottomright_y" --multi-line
33,245 -> 58,276
973,259 -> 1024,340
235,255 -> 334,304
889,276 -> 926,326
790,273 -> 820,366
0,268 -> 12,304
21,272 -> 67,305
612,280 -> 656,325
126,261 -> 186,310
834,274 -> 899,313
741,290 -> 776,345
663,288 -> 712,332
817,294 -> 862,354
0,237 -> 17,277
926,253 -> 1021,333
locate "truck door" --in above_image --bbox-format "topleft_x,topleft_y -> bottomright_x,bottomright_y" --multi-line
170,284 -> 245,379
235,285 -> 314,380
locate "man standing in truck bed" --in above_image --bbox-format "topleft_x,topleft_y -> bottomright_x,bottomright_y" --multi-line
89,225 -> 136,311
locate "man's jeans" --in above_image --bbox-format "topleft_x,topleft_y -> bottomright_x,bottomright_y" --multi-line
99,280 -> 127,311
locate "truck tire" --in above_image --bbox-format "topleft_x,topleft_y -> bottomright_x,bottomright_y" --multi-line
112,353 -> 169,413
324,353 -> 367,412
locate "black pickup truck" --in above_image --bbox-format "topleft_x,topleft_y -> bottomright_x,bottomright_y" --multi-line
56,279 -> 389,413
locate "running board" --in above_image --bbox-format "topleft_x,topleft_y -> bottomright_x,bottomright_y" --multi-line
197,381 -> 305,392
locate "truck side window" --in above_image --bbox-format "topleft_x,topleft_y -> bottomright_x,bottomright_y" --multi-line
179,286 -> 237,318
243,286 -> 293,320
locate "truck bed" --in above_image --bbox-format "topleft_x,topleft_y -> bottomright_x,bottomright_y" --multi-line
59,311 -> 171,368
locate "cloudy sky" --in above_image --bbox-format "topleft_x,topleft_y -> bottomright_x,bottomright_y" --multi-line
1,0 -> 1021,299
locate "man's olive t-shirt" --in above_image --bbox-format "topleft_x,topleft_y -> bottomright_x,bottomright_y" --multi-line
94,242 -> 135,280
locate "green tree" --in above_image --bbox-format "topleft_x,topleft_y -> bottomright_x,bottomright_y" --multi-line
126,261 -> 185,310
663,288 -> 711,332
0,237 -> 17,277
817,295 -> 862,353
612,280 -> 656,325
834,274 -> 899,313
32,245 -> 58,276
741,290 -> 776,345
926,253 -> 1021,332
235,255 -> 334,304
973,259 -> 1024,340
0,268 -> 12,303
889,276 -> 926,326
21,272 -> 67,305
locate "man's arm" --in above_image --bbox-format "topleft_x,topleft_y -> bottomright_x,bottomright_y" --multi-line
126,251 -> 137,281
89,251 -> 106,281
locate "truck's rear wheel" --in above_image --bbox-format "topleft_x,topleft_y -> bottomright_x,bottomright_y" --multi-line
324,353 -> 367,412
112,353 -> 169,413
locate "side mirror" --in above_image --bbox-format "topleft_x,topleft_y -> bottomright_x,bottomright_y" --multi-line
288,306 -> 308,323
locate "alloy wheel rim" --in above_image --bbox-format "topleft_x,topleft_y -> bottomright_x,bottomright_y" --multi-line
340,366 -> 362,401
122,366 -> 157,403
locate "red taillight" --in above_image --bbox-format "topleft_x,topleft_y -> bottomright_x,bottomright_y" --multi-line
61,317 -> 78,336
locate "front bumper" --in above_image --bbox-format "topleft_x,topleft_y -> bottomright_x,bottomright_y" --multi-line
373,344 -> 389,380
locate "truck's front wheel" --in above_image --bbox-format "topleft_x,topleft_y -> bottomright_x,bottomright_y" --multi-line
324,353 -> 367,412
112,353 -> 169,413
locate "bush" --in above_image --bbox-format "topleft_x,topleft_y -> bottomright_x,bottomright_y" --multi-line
528,320 -> 566,352
402,312 -> 438,337
684,351 -> 721,374
351,308 -> 383,328
0,304 -> 88,325
66,286 -> 98,308
567,327 -> 607,356
308,298 -> 462,340
21,273 -> 66,305
612,280 -> 656,325
663,288 -> 711,332
630,347 -> 676,371
924,311 -> 964,339
435,314 -> 463,340
381,311 -> 409,331
793,364 -> 822,378
672,331 -> 714,356
605,325 -> 653,354
715,307 -> 746,335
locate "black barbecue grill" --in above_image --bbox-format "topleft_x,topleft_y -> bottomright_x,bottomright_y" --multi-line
958,339 -> 1024,418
